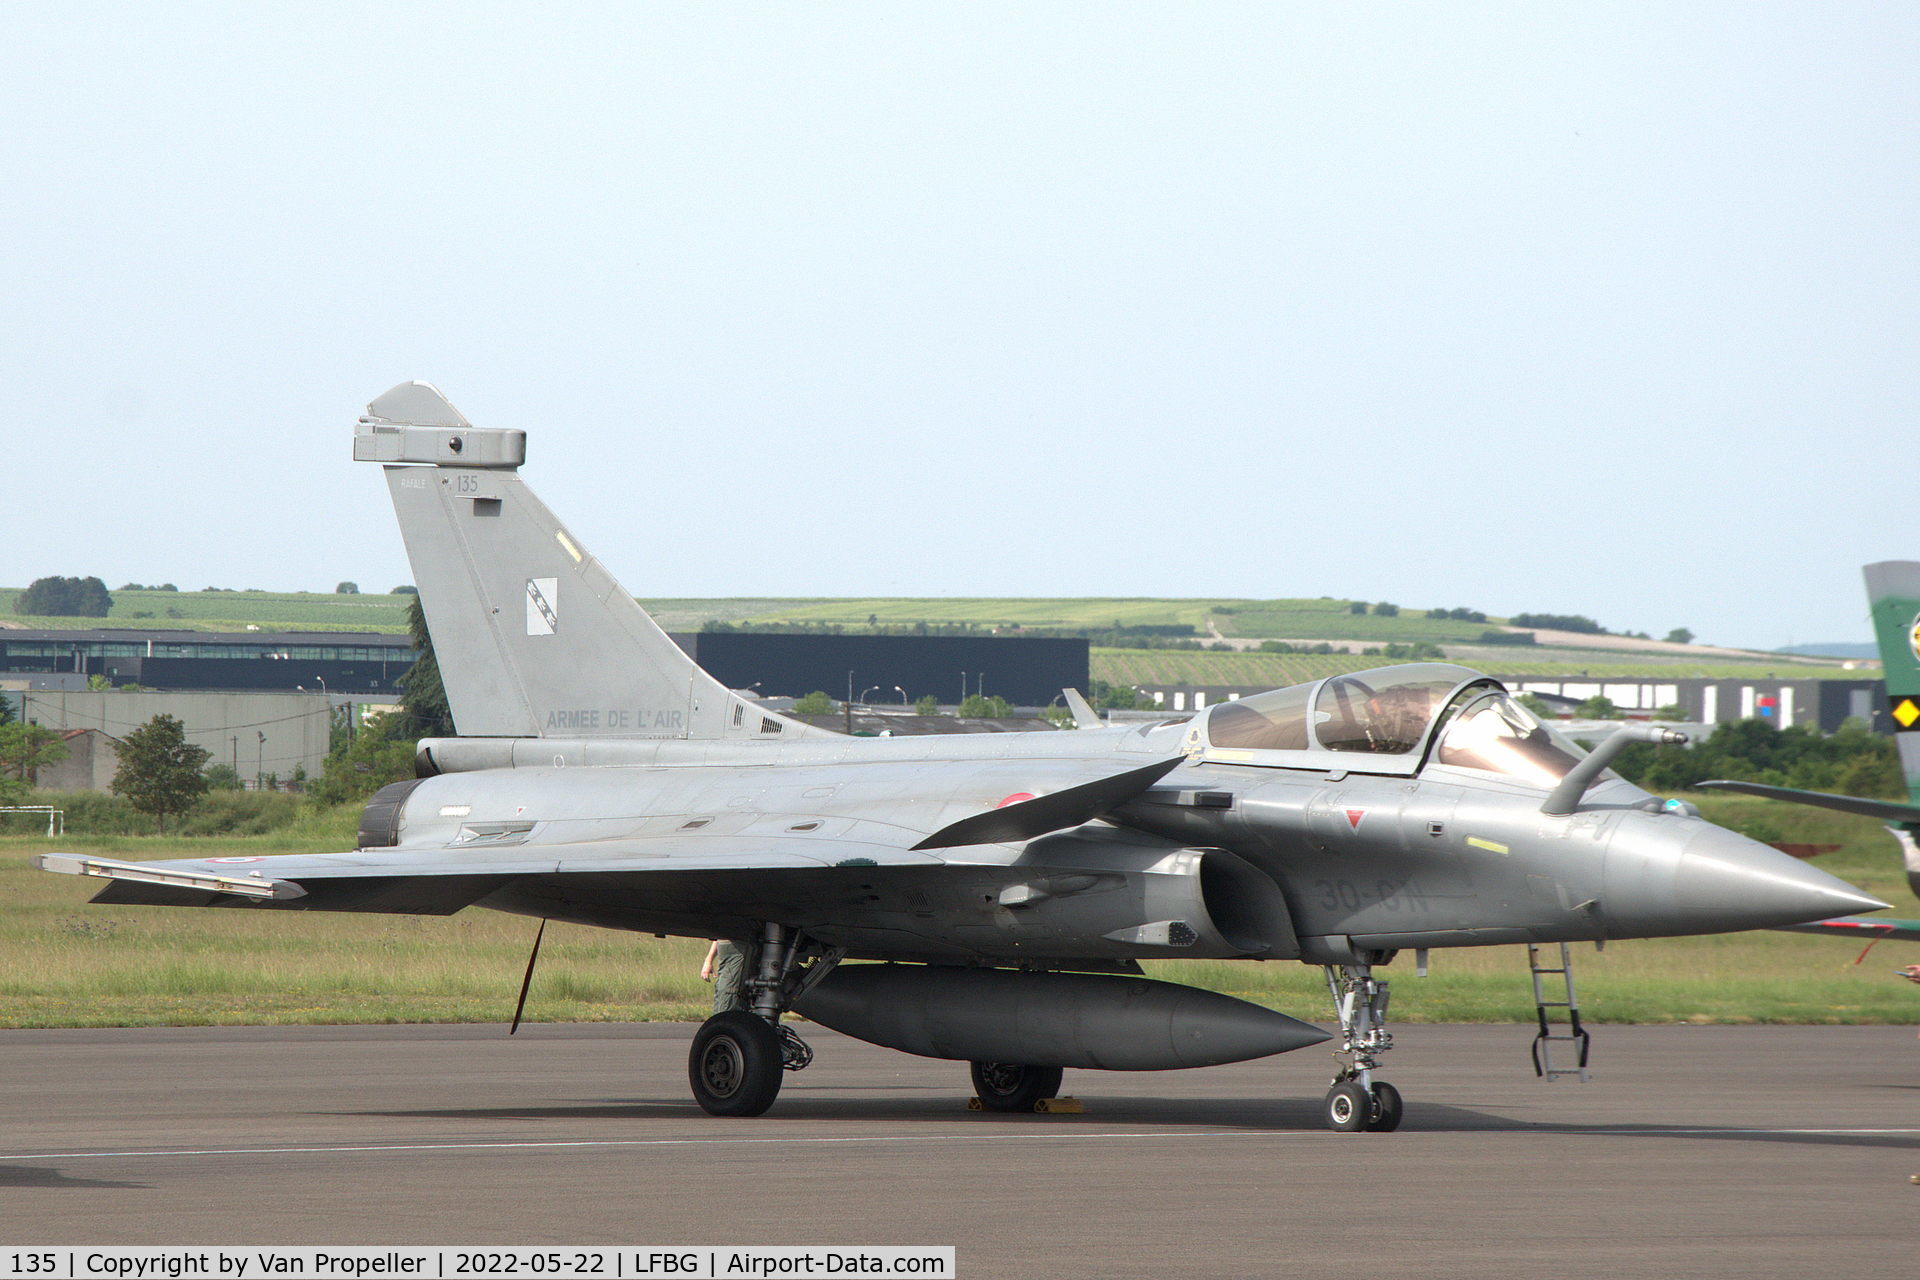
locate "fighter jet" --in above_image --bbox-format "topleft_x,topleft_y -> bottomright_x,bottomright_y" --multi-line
34,384 -> 1888,1131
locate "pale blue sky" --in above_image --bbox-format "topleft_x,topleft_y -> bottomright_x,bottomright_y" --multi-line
2,3 -> 1913,647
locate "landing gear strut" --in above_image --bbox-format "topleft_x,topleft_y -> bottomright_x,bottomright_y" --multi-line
1323,962 -> 1402,1132
687,923 -> 843,1117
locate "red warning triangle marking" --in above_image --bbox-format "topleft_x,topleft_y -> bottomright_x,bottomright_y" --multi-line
1344,809 -> 1366,830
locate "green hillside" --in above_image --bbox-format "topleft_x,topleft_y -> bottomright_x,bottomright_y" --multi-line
0,590 -> 833,635
739,597 -> 1229,630
1211,601 -> 1496,642
741,596 -> 1516,642
0,587 -> 413,633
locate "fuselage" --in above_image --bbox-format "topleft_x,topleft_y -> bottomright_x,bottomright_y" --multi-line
390,689 -> 1875,967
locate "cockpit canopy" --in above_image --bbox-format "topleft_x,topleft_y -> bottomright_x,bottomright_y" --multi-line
1193,662 -> 1586,784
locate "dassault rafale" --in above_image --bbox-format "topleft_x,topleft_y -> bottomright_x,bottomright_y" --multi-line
36,384 -> 1888,1131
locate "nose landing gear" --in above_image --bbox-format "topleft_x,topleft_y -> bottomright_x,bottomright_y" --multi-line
1323,963 -> 1401,1132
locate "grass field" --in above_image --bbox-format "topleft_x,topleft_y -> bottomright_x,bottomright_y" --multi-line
737,598 -> 1234,630
741,597 -> 1517,644
1212,601 -> 1498,642
0,588 -> 415,633
1,795 -> 1914,1030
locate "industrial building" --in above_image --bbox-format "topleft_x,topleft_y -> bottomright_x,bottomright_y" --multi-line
667,632 -> 1090,709
0,627 -> 1090,708
9,690 -> 334,786
0,628 -> 415,696
1133,672 -> 1886,734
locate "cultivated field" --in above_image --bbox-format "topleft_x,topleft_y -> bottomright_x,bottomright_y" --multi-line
2,795 -> 1913,1030
0,587 -> 415,633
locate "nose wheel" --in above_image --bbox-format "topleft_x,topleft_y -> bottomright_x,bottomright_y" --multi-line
1324,1077 -> 1402,1132
1323,962 -> 1403,1132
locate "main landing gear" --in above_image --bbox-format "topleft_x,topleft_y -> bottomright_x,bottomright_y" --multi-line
1323,962 -> 1402,1132
688,923 -> 842,1117
969,1061 -> 1065,1112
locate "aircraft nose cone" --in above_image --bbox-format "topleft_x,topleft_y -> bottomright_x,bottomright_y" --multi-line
1672,825 -> 1890,932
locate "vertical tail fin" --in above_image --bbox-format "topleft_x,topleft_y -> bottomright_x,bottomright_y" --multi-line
355,383 -> 818,742
1863,562 -> 1920,805
1861,562 -> 1920,898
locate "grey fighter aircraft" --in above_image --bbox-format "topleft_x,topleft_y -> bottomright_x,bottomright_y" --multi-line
35,384 -> 1889,1131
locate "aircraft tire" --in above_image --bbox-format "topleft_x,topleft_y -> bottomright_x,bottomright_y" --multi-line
1369,1081 -> 1403,1132
1325,1081 -> 1370,1132
970,1061 -> 1065,1112
689,1011 -> 784,1117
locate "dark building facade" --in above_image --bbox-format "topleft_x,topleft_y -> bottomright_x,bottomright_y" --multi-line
0,629 -> 417,696
671,633 -> 1089,708
0,627 -> 1088,709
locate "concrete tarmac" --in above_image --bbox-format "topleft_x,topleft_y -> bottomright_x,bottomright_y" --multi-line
1,1021 -> 1916,1279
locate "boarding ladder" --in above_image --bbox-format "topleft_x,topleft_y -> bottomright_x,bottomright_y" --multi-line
1527,942 -> 1591,1082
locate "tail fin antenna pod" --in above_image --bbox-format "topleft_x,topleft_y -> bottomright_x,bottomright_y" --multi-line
355,383 -> 817,741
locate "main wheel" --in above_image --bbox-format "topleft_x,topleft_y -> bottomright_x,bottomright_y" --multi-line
689,1011 -> 785,1116
1325,1081 -> 1370,1132
1369,1081 -> 1403,1132
970,1061 -> 1064,1112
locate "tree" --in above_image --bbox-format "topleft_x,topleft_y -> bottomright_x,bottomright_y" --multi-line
791,691 -> 836,715
0,693 -> 14,726
1514,692 -> 1557,720
110,714 -> 210,827
335,581 -> 360,594
1573,695 -> 1622,719
1091,680 -> 1157,711
395,596 -> 455,737
1348,601 -> 1368,615
958,694 -> 1013,718
914,695 -> 940,716
1832,750 -> 1903,800
392,585 -> 418,595
1664,628 -> 1694,645
203,763 -> 245,791
307,711 -> 418,805
1369,641 -> 1443,660
1510,612 -> 1605,635
1373,602 -> 1400,618
0,723 -> 69,804
15,575 -> 113,617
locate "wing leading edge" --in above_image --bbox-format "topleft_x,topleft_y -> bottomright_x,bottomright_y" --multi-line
33,835 -> 948,912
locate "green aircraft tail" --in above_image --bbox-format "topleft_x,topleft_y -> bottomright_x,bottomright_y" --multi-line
1862,562 -> 1920,806
1862,562 -> 1920,900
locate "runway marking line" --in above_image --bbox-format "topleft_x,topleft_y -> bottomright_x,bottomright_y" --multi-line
4,1126 -> 1919,1163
